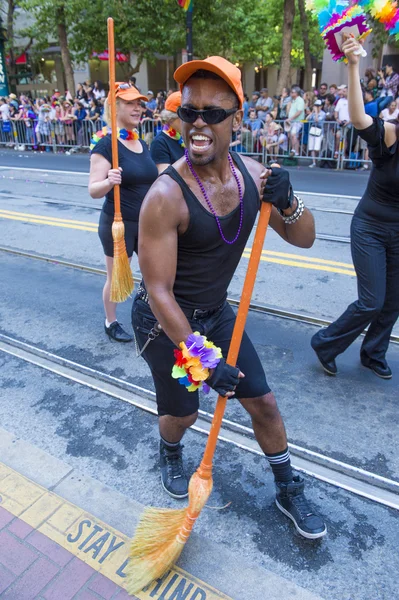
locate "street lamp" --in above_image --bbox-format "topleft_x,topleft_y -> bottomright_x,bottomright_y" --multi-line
0,15 -> 10,96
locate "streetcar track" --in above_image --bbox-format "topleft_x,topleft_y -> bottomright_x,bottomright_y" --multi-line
0,332 -> 398,510
1,245 -> 397,344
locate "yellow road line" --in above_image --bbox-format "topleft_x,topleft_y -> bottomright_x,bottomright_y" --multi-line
0,210 -> 356,276
245,248 -> 354,269
0,209 -> 97,227
0,462 -> 231,599
0,213 -> 97,232
242,253 -> 355,276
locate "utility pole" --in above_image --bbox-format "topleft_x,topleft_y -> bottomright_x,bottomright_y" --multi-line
0,15 -> 10,96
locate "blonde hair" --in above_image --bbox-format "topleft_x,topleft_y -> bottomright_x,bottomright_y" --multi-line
103,97 -> 122,125
160,108 -> 178,125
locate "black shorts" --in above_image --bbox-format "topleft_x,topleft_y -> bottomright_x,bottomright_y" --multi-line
131,297 -> 271,417
98,210 -> 138,258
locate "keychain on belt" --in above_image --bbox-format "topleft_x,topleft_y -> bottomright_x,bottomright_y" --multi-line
135,322 -> 162,357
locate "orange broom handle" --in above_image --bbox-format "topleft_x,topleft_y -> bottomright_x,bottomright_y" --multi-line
199,201 -> 272,475
107,17 -> 121,215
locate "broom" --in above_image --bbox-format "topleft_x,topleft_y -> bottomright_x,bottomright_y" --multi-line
107,17 -> 134,303
127,200 -> 273,594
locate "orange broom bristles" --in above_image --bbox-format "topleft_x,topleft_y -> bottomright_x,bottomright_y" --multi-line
108,17 -> 133,303
110,214 -> 134,303
126,202 -> 272,594
127,473 -> 213,594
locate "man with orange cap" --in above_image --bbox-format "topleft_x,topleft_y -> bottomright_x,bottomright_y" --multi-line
150,91 -> 185,173
132,58 -> 326,539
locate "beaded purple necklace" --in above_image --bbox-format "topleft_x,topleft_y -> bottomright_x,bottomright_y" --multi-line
184,149 -> 244,245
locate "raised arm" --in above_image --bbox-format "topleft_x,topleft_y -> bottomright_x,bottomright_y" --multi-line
342,37 -> 372,130
342,37 -> 396,146
138,177 -> 193,347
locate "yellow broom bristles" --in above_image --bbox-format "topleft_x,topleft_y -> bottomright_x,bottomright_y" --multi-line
126,507 -> 187,594
110,218 -> 134,303
126,472 -> 213,594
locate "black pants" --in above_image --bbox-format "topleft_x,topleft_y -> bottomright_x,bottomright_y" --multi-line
312,214 -> 399,368
132,297 -> 270,417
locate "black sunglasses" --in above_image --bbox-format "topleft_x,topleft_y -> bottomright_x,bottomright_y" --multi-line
177,106 -> 238,124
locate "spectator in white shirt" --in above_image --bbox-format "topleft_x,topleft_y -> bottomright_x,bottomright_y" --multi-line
286,86 -> 305,156
307,99 -> 326,167
0,97 -> 10,122
381,99 -> 399,121
334,85 -> 350,123
334,85 -> 350,157
255,88 -> 273,121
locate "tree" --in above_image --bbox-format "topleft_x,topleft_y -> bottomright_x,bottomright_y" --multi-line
297,0 -> 313,91
18,0 -> 77,95
277,0 -> 296,93
14,0 -> 324,92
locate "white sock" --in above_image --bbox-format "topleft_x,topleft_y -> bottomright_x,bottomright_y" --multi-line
105,318 -> 117,328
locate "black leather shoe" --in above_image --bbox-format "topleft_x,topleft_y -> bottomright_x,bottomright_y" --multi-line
361,360 -> 392,379
275,476 -> 327,540
310,336 -> 337,375
104,321 -> 133,343
160,440 -> 189,499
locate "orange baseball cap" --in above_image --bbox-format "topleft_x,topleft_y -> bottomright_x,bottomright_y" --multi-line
174,56 -> 244,109
165,91 -> 181,113
108,82 -> 148,103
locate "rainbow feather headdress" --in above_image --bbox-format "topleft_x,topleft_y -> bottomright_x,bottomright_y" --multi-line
355,0 -> 399,36
307,0 -> 372,61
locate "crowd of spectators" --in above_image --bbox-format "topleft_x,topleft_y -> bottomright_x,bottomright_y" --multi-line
1,63 -> 398,167
231,61 -> 399,168
0,78 -> 176,152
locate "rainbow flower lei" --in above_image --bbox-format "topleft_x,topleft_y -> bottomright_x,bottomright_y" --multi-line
90,126 -> 139,151
162,124 -> 185,148
171,332 -> 222,393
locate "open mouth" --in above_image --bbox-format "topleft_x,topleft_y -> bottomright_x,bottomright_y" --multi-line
190,134 -> 213,152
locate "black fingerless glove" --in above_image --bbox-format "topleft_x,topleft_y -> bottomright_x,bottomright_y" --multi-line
206,358 -> 240,397
262,167 -> 294,211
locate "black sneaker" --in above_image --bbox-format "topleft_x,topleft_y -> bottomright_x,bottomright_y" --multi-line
160,440 -> 189,499
275,476 -> 327,540
104,321 -> 133,342
361,360 -> 392,379
311,334 -> 337,376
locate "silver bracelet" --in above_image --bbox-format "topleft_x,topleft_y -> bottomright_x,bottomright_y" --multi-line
280,195 -> 304,224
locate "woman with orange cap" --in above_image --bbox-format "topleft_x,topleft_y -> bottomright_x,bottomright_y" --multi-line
150,91 -> 185,173
89,83 -> 158,342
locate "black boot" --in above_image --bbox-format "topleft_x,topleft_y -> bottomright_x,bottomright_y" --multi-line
361,359 -> 392,379
160,440 -> 189,499
275,476 -> 327,539
104,321 -> 133,342
311,334 -> 337,375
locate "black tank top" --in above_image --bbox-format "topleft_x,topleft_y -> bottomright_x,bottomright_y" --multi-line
162,152 -> 260,309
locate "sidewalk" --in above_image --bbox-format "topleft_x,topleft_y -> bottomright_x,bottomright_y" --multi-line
0,428 -> 324,600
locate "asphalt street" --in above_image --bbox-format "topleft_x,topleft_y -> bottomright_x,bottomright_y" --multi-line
0,155 -> 398,600
0,147 -> 369,196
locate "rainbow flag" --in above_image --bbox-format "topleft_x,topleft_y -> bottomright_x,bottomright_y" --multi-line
178,0 -> 193,11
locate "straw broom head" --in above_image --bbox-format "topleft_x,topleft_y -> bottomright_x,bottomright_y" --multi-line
126,471 -> 213,594
110,213 -> 134,303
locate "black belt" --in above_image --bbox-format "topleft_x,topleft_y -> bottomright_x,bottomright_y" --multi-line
136,285 -> 224,320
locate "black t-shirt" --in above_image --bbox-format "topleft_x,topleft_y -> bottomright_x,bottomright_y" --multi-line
150,131 -> 185,165
355,118 -> 399,222
91,135 -> 158,221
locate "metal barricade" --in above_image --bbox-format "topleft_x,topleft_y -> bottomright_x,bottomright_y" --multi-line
0,114 -> 373,170
339,124 -> 371,171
